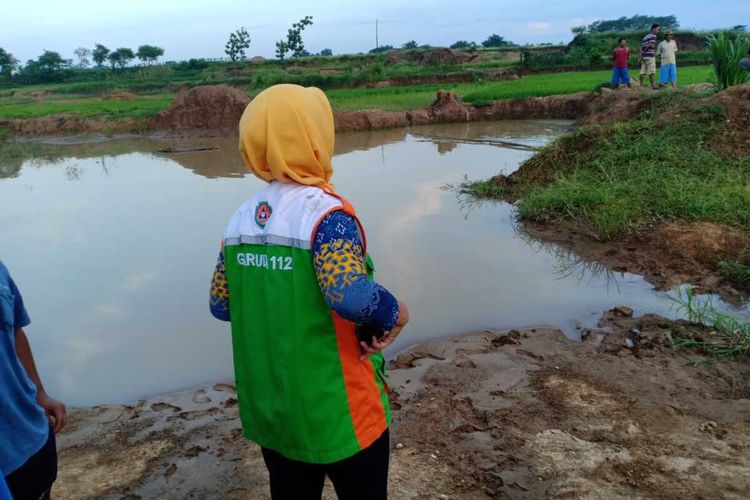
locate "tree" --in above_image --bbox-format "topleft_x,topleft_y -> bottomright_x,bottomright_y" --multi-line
108,48 -> 134,69
92,44 -> 110,68
482,34 -> 513,48
732,25 -> 748,32
37,50 -> 69,72
450,40 -> 476,50
402,40 -> 418,49
586,15 -> 678,33
136,45 -> 164,65
18,50 -> 71,83
0,48 -> 19,79
276,16 -> 314,59
320,48 -> 333,56
225,27 -> 251,62
74,47 -> 91,68
571,26 -> 587,36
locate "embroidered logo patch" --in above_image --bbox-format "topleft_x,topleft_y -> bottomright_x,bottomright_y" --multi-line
254,201 -> 272,228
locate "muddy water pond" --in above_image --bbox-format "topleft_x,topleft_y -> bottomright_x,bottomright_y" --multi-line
0,120 -> 724,406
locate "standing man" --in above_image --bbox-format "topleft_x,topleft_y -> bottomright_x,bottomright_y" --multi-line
1,260 -> 67,500
657,31 -> 679,87
639,23 -> 660,89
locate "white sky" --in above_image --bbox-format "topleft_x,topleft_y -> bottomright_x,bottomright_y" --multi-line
3,0 -> 748,63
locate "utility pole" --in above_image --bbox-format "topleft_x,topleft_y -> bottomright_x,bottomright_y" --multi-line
376,18 -> 379,49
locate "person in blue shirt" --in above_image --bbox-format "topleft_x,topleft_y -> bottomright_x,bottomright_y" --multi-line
1,261 -> 67,500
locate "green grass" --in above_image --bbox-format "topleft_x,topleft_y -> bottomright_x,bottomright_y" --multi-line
672,287 -> 750,357
0,65 -> 715,119
0,94 -> 174,119
462,91 -> 750,240
327,66 -> 713,110
463,66 -> 713,102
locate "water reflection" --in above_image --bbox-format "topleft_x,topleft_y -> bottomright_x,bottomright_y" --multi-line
2,119 -> 702,407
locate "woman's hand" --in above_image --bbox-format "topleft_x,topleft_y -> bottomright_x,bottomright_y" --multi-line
37,391 -> 67,433
359,301 -> 410,361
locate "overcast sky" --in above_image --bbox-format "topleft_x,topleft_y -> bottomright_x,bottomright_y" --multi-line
3,1 -> 748,63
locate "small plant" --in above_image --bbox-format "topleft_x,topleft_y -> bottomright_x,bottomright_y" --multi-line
706,31 -> 750,90
671,287 -> 750,357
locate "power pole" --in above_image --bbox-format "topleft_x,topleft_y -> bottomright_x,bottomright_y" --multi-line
376,19 -> 379,49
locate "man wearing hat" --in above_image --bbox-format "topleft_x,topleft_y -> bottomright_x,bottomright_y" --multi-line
657,31 -> 679,88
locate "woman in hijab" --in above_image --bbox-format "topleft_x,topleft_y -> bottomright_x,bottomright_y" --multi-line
210,84 -> 409,500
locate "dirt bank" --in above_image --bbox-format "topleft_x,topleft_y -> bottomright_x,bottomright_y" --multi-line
0,86 -> 605,138
334,90 -> 593,133
482,84 -> 750,298
53,309 -> 750,498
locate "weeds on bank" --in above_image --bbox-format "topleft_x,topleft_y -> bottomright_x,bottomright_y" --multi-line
464,93 -> 750,241
672,288 -> 750,357
707,31 -> 750,90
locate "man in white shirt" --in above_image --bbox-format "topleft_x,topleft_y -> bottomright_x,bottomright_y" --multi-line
657,31 -> 679,88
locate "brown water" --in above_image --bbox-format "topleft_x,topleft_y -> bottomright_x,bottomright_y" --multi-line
0,120 -> 704,406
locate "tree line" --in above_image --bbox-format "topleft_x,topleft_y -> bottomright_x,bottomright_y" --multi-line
0,44 -> 165,83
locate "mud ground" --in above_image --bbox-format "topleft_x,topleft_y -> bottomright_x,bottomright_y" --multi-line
53,309 -> 750,499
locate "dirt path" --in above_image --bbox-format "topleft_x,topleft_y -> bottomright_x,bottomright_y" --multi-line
54,309 -> 750,499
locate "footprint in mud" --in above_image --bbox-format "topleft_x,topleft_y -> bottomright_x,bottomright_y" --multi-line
179,407 -> 222,421
150,402 -> 182,413
213,383 -> 237,394
193,389 -> 212,404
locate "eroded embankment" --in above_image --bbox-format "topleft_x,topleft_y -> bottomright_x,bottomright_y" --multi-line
0,84 -> 641,138
476,84 -> 750,299
53,308 -> 750,499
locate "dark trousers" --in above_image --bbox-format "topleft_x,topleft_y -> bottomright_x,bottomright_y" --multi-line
5,427 -> 57,500
261,429 -> 389,500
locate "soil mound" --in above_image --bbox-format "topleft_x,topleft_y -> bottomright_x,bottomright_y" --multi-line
581,90 -> 649,125
409,91 -> 473,125
385,48 -> 471,66
148,85 -> 251,134
709,84 -> 750,159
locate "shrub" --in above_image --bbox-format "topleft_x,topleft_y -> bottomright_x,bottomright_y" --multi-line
707,31 -> 750,89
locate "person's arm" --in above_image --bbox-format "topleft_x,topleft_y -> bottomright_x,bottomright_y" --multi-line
312,210 -> 408,357
15,328 -> 67,433
8,274 -> 67,433
209,249 -> 231,322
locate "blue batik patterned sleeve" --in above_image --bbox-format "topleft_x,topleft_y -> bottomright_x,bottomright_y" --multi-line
209,251 -> 231,322
313,210 -> 400,331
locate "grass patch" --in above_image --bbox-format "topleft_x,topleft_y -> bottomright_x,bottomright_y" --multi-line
463,66 -> 713,102
0,94 -> 175,120
327,66 -> 712,111
464,91 -> 750,240
672,288 -> 750,357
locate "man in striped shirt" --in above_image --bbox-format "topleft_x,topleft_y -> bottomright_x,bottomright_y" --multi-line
639,24 -> 661,89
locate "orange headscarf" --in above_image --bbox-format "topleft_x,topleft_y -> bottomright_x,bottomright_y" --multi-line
239,84 -> 335,189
